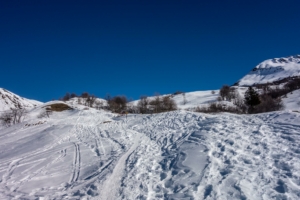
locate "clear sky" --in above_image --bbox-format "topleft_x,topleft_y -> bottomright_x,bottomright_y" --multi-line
1,0 -> 300,102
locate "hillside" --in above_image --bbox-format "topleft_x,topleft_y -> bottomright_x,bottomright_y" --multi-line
131,90 -> 219,110
1,55 -> 300,199
0,88 -> 42,111
237,55 -> 300,86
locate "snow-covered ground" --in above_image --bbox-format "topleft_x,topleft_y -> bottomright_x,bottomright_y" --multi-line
282,89 -> 300,112
1,104 -> 300,199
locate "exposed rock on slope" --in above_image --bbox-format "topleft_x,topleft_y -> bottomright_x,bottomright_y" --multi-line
0,88 -> 42,111
237,55 -> 300,86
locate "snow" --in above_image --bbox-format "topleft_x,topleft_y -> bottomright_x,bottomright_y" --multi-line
1,104 -> 300,199
282,89 -> 300,112
238,55 -> 300,86
0,88 -> 42,111
131,90 -> 219,110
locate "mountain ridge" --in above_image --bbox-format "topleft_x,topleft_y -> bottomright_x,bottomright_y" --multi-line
0,88 -> 42,111
236,54 -> 300,86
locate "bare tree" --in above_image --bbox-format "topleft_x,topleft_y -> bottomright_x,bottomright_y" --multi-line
161,96 -> 177,111
11,108 -> 27,124
219,85 -> 230,100
62,92 -> 71,101
86,95 -> 96,107
0,108 -> 27,126
182,93 -> 187,105
94,100 -> 104,110
107,96 -> 128,113
137,96 -> 149,114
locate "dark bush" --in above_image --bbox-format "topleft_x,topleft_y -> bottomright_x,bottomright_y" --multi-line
253,95 -> 284,113
107,96 -> 128,113
195,102 -> 242,114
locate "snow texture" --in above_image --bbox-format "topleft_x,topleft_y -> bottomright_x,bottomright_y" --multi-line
238,55 -> 300,86
1,104 -> 300,199
0,88 -> 42,112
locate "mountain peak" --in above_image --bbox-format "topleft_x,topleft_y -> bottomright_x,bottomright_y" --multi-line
237,55 -> 300,86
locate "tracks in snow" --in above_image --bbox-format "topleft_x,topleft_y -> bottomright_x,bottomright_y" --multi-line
69,143 -> 81,184
100,130 -> 142,200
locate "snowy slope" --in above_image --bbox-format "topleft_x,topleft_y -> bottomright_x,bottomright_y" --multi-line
66,97 -> 107,108
0,88 -> 42,111
237,55 -> 300,86
282,89 -> 300,112
0,105 -> 300,199
131,90 -> 219,110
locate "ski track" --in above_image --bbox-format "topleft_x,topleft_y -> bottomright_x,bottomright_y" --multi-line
0,109 -> 300,199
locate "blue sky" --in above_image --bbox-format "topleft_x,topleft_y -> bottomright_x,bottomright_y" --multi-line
1,0 -> 300,102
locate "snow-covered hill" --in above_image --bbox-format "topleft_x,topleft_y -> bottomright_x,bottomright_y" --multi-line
0,105 -> 299,199
131,90 -> 219,110
0,88 -> 42,111
237,55 -> 300,86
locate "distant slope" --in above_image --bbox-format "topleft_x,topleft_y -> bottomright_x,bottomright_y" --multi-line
131,90 -> 219,110
237,55 -> 300,86
0,88 -> 42,111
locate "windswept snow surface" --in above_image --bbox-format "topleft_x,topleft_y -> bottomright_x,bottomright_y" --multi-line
238,55 -> 300,86
0,107 -> 300,199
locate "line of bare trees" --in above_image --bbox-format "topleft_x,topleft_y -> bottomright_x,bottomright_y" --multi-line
60,92 -> 102,109
137,95 -> 177,114
0,108 -> 27,127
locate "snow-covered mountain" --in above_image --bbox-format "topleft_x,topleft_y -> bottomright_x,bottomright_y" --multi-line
237,55 -> 300,86
0,88 -> 42,111
1,55 -> 300,199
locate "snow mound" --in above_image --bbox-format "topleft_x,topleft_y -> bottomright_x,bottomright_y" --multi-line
0,88 -> 42,111
237,55 -> 300,86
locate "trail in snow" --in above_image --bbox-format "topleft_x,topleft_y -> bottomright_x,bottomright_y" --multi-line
100,130 -> 142,200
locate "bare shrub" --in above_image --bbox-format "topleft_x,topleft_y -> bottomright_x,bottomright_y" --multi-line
195,102 -> 242,114
253,95 -> 284,113
11,108 -> 27,124
0,108 -> 27,126
161,96 -> 177,112
285,77 -> 300,91
94,100 -> 104,110
0,112 -> 12,126
219,85 -> 230,100
86,95 -> 96,107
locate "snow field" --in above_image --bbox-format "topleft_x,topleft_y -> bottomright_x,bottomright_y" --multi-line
0,106 -> 300,199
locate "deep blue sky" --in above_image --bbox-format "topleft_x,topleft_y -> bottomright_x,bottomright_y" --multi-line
1,0 -> 300,102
